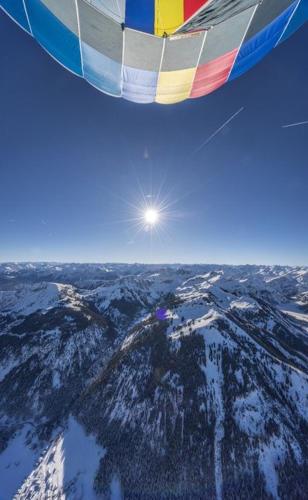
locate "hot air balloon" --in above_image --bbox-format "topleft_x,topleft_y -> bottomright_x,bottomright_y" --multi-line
1,0 -> 307,104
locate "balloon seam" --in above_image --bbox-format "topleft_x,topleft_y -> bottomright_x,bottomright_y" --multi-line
74,0 -> 85,77
226,3 -> 259,81
275,0 -> 302,47
22,0 -> 33,35
189,30 -> 208,99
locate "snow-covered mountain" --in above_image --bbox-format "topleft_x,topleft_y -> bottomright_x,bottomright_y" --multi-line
0,263 -> 307,499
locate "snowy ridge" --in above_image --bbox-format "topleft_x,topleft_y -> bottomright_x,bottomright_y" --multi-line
15,417 -> 104,500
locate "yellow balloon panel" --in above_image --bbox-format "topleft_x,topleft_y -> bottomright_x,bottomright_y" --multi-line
156,67 -> 196,104
155,0 -> 184,36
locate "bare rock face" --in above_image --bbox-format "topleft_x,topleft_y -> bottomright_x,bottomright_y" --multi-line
0,263 -> 307,499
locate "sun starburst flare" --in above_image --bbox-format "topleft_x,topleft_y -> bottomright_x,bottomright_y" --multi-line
120,187 -> 182,244
144,208 -> 160,226
102,161 -> 192,248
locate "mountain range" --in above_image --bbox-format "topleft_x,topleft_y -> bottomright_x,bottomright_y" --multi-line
0,263 -> 307,499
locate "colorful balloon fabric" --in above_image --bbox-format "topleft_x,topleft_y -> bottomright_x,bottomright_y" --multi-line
1,0 -> 307,104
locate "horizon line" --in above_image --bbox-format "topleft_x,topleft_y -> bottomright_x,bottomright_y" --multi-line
0,260 -> 307,268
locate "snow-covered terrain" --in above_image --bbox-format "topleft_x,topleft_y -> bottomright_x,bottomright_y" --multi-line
15,417 -> 105,499
0,263 -> 307,499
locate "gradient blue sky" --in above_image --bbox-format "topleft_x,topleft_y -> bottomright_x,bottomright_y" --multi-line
0,12 -> 307,265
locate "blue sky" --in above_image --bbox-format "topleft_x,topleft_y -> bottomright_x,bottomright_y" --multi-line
0,12 -> 307,265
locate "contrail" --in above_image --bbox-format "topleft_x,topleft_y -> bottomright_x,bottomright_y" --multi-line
192,106 -> 244,155
282,120 -> 308,129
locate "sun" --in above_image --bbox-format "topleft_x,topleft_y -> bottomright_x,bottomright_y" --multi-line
116,178 -> 181,242
144,208 -> 159,226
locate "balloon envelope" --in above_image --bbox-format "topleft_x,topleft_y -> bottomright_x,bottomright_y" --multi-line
1,0 -> 307,104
